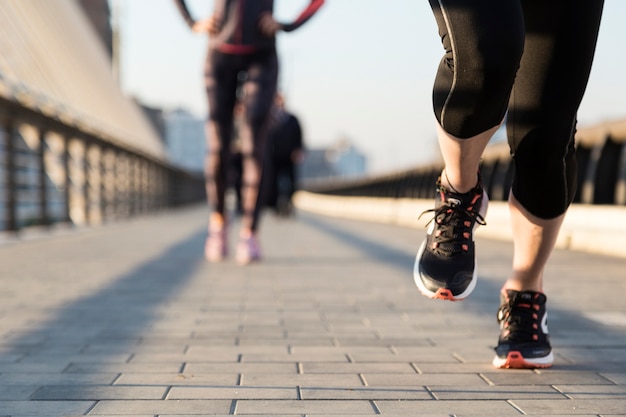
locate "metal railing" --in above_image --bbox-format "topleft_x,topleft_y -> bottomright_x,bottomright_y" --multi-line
305,124 -> 626,207
0,94 -> 205,233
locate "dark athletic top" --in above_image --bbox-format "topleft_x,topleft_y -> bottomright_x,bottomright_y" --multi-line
174,0 -> 324,54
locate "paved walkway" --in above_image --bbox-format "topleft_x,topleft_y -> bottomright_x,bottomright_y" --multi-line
1,204 -> 625,416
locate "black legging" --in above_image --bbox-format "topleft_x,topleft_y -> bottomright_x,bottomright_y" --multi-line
204,48 -> 278,231
430,0 -> 604,218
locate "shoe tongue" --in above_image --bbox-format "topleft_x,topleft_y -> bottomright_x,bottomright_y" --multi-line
440,186 -> 477,206
446,196 -> 463,206
503,289 -> 547,304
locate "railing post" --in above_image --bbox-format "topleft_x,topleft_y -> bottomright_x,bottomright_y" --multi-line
125,153 -> 131,216
161,165 -> 169,209
38,127 -> 50,227
86,142 -> 102,225
615,143 -> 626,206
4,120 -> 17,232
120,151 -> 129,217
62,135 -> 71,224
82,139 -> 90,224
138,157 -> 144,214
100,146 -> 108,222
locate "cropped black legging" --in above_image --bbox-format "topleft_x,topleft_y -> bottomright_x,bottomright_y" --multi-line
204,48 -> 278,231
429,0 -> 604,218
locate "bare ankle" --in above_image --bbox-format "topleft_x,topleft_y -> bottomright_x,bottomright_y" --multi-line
441,169 -> 479,194
210,213 -> 226,229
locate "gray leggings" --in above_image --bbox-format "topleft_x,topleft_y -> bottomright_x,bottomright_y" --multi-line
430,0 -> 603,218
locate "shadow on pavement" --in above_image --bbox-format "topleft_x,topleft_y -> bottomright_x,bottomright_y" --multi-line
299,212 -> 626,372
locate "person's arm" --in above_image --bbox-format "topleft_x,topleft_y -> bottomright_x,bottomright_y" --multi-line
259,0 -> 324,36
173,0 -> 196,29
281,0 -> 325,32
173,0 -> 220,34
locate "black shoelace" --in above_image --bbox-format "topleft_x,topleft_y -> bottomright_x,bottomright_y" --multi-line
419,202 -> 486,257
497,302 -> 541,343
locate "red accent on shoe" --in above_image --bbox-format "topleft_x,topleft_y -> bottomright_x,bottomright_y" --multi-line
497,351 -> 553,369
432,288 -> 460,301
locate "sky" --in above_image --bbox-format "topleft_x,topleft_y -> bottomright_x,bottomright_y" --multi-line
117,0 -> 626,174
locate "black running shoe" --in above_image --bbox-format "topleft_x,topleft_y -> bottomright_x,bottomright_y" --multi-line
493,289 -> 554,369
414,177 -> 487,301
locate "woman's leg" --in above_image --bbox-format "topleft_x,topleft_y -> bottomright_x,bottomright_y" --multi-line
415,0 -> 525,301
204,50 -> 239,221
239,51 -> 278,236
506,195 -> 565,293
203,50 -> 239,261
234,51 -> 278,263
504,0 -> 604,292
493,0 -> 604,369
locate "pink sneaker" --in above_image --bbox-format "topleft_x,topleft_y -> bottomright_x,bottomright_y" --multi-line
205,228 -> 227,262
236,236 -> 261,265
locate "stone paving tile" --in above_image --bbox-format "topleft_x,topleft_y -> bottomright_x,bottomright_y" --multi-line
168,386 -> 298,400
301,386 -> 431,400
114,372 -> 239,386
129,352 -> 239,363
158,413 -> 302,417
160,415 -> 301,417
64,361 -> 184,374
234,399 -> 377,414
337,338 -> 433,347
0,362 -> 70,373
362,373 -> 486,387
374,399 -> 522,415
511,399 -> 626,415
554,384 -> 626,399
240,373 -> 364,387
82,345 -> 185,356
0,352 -> 24,362
0,372 -> 118,385
438,347 -> 502,363
290,346 -> 394,355
53,414 -> 154,417
185,345 -> 289,355
89,399 -> 232,414
0,384 -> 40,400
415,362 -> 506,373
556,352 -> 626,371
601,373 -> 626,384
481,371 -> 616,385
301,362 -> 417,374
544,360 -> 626,373
349,350 -> 462,363
49,415 -> 154,417
311,415 -> 451,417
240,352 -> 351,363
183,362 -> 299,374
238,338 -> 337,347
19,353 -> 134,364
31,385 -> 167,400
0,401 -> 94,416
429,385 -> 567,400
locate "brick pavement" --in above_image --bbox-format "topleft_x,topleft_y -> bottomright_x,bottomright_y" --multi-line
0,204 -> 625,416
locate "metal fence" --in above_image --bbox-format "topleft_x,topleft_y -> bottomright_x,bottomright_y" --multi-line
304,126 -> 626,206
0,97 -> 205,233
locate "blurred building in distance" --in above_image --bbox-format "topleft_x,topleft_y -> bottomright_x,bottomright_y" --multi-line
300,137 -> 368,182
164,108 -> 206,173
138,101 -> 167,144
